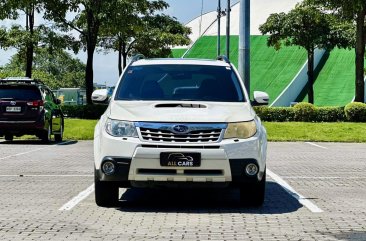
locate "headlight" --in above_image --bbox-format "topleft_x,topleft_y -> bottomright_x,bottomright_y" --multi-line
224,121 -> 257,139
105,119 -> 138,137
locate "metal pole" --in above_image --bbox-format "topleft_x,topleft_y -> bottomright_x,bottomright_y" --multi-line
217,0 -> 221,56
199,0 -> 204,37
238,0 -> 250,96
226,0 -> 231,59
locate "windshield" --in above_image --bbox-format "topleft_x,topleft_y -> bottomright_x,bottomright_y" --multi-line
115,64 -> 245,102
0,85 -> 41,100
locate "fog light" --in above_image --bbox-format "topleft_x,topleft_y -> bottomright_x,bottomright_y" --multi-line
102,161 -> 115,175
245,164 -> 258,176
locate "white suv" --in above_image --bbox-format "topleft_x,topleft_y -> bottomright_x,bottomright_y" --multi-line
93,57 -> 269,207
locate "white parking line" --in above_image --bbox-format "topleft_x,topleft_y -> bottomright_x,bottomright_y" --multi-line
267,169 -> 324,213
0,174 -> 93,177
282,176 -> 366,180
59,184 -> 94,211
0,141 -> 74,160
304,142 -> 328,149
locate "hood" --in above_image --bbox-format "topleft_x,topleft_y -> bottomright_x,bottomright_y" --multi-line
108,101 -> 255,123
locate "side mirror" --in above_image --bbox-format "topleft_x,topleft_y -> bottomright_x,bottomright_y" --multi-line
92,89 -> 109,104
252,91 -> 269,106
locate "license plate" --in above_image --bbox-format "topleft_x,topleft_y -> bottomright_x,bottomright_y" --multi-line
6,106 -> 21,112
160,152 -> 201,167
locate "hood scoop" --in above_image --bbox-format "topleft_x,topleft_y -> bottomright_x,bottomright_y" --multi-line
154,103 -> 207,108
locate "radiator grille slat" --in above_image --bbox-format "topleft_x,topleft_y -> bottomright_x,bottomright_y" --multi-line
139,127 -> 222,143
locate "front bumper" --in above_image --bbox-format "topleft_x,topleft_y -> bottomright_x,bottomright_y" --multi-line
95,126 -> 267,187
96,156 -> 264,188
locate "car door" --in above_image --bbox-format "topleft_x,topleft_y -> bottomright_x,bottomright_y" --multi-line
43,88 -> 62,133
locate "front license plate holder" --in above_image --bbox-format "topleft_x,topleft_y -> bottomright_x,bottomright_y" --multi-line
160,152 -> 201,167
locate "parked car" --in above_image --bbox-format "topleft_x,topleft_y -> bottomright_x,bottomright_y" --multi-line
93,56 -> 269,207
0,77 -> 64,142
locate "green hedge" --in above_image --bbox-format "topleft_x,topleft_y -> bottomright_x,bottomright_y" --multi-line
315,106 -> 345,122
254,103 -> 362,122
61,105 -> 107,119
253,107 -> 295,122
344,102 -> 366,122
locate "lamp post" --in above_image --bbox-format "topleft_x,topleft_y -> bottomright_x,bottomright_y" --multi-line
238,0 -> 250,96
199,0 -> 204,37
226,0 -> 231,59
217,0 -> 221,56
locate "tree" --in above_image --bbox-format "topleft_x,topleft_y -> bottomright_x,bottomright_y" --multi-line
1,48 -> 86,89
0,2 -> 19,62
130,15 -> 191,61
101,14 -> 191,74
307,0 -> 366,102
1,0 -> 46,78
99,1 -> 189,75
260,3 -> 351,104
0,0 -> 77,78
0,1 -> 17,20
0,28 -> 6,46
44,0 -> 169,104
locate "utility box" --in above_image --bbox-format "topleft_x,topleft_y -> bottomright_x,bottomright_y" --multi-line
53,88 -> 86,105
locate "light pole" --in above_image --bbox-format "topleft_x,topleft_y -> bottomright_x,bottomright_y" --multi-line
199,0 -> 204,37
238,0 -> 250,96
226,0 -> 231,59
217,0 -> 221,56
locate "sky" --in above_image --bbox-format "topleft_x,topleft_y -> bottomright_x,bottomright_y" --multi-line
0,0 -> 240,87
165,0 -> 240,24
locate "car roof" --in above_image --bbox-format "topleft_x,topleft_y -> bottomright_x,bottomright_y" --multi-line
131,58 -> 231,67
0,78 -> 45,87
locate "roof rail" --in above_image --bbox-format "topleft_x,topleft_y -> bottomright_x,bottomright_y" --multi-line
0,77 -> 45,85
217,55 -> 230,64
130,54 -> 145,64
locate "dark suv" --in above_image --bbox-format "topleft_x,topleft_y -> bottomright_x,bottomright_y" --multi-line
0,77 -> 64,142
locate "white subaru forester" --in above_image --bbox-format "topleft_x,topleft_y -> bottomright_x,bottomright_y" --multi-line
93,57 -> 269,207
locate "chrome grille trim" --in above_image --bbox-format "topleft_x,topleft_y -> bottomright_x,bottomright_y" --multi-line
135,122 -> 227,143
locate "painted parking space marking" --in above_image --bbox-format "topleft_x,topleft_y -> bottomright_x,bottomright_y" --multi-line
59,184 -> 94,211
304,142 -> 328,149
267,169 -> 324,213
0,140 -> 74,160
282,176 -> 366,180
0,174 -> 93,177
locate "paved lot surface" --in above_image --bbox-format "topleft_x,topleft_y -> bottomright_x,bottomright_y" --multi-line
0,140 -> 365,241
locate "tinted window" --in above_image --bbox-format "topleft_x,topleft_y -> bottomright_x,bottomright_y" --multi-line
0,85 -> 42,100
115,65 -> 245,102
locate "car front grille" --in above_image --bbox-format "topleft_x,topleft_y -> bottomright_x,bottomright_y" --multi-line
136,123 -> 226,143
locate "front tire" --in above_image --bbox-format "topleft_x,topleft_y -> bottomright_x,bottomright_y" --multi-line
94,169 -> 119,207
240,169 -> 266,207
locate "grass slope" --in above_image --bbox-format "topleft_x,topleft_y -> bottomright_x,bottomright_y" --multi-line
184,36 -> 307,102
170,48 -> 187,58
301,48 -> 355,106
